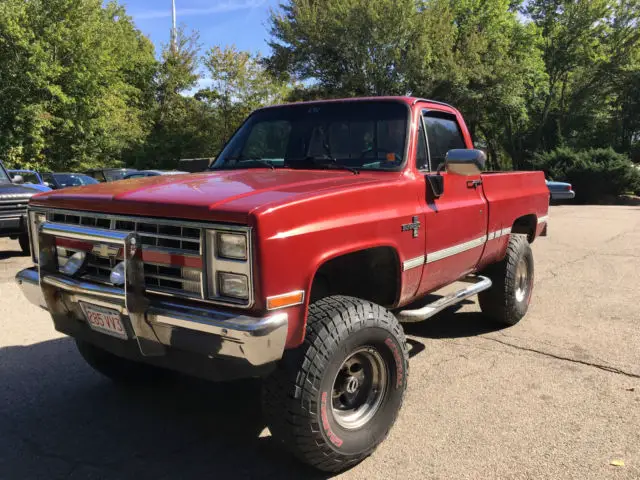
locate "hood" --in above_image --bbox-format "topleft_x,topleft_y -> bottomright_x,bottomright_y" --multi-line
0,182 -> 41,200
30,169 -> 391,223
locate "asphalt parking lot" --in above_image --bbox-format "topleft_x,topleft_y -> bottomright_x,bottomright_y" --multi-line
1,205 -> 638,480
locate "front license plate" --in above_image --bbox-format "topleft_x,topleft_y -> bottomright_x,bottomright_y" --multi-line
80,302 -> 128,340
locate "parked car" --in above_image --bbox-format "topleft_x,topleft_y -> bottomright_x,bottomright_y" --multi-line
16,97 -> 549,472
8,170 -> 52,192
40,172 -> 100,190
0,161 -> 41,254
85,168 -> 138,182
546,180 -> 575,201
122,170 -> 188,179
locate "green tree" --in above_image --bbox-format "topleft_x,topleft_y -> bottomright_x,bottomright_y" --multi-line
411,0 -> 548,168
199,45 -> 290,147
524,0 -> 640,154
267,0 -> 426,96
0,0 -> 157,171
268,0 -> 547,168
124,28 -> 217,169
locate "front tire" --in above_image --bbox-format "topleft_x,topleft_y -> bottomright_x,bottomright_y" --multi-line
75,340 -> 167,384
479,234 -> 534,325
262,296 -> 409,473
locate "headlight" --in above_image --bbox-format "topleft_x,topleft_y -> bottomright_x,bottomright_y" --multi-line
28,211 -> 47,263
205,228 -> 252,306
218,272 -> 249,299
217,233 -> 247,260
61,251 -> 87,277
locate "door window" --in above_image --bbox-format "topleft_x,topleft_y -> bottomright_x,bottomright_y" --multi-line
423,113 -> 466,169
416,120 -> 429,171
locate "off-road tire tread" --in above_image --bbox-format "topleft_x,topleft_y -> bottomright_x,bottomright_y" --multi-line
479,234 -> 532,325
262,295 -> 408,473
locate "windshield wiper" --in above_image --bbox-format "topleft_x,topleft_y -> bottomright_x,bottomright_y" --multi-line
287,156 -> 360,175
214,155 -> 276,171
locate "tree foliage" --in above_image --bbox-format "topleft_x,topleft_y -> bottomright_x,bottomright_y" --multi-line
0,0 -> 638,199
268,0 -> 640,172
198,45 -> 291,147
0,0 -> 157,171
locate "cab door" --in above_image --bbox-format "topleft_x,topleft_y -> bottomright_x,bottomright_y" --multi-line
415,110 -> 488,296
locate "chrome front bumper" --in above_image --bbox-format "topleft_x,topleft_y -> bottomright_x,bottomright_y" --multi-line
16,267 -> 288,368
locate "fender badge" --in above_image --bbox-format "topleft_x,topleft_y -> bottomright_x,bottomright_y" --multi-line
401,216 -> 421,238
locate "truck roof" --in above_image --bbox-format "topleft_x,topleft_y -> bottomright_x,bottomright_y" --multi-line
255,96 -> 456,112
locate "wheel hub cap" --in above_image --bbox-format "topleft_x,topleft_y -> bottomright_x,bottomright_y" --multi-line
331,347 -> 388,430
515,257 -> 529,303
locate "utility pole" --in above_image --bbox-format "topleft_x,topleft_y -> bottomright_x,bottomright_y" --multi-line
171,0 -> 177,53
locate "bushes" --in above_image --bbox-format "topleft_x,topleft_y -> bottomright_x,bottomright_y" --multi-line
531,147 -> 640,203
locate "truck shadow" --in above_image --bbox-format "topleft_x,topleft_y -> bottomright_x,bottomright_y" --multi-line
402,303 -> 508,339
0,338 -> 331,479
0,248 -> 27,260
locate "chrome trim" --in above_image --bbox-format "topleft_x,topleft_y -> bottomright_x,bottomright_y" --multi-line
487,227 -> 511,241
15,268 -> 47,309
15,267 -> 287,366
30,207 -> 248,232
266,290 -> 306,310
403,255 -> 426,271
397,275 -> 492,322
537,215 -> 549,224
42,274 -> 125,300
402,229 -> 513,272
205,229 -> 254,308
41,222 -> 129,244
29,207 -> 256,309
149,306 -> 288,366
426,235 -> 487,264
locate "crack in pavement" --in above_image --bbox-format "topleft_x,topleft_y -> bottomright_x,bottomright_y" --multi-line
481,336 -> 640,379
536,226 -> 639,285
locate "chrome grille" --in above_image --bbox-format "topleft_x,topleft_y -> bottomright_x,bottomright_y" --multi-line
51,212 -> 201,253
0,199 -> 29,218
50,211 -> 203,298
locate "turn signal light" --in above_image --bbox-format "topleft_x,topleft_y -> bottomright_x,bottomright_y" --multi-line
266,291 -> 305,310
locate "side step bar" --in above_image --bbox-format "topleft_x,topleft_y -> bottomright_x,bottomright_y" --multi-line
396,275 -> 492,323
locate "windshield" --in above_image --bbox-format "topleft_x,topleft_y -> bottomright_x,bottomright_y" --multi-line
211,101 -> 409,172
0,164 -> 10,183
105,169 -> 136,181
53,173 -> 99,188
13,171 -> 40,184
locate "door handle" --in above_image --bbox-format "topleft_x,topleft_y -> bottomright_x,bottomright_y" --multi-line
466,179 -> 482,189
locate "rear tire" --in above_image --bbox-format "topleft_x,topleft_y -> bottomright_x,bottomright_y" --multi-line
18,233 -> 30,255
479,234 -> 534,326
262,296 -> 409,473
75,340 -> 167,385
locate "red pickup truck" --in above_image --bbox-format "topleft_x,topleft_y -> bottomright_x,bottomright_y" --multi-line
16,97 -> 549,472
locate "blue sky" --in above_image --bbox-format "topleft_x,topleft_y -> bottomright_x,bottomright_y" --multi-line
124,0 -> 280,56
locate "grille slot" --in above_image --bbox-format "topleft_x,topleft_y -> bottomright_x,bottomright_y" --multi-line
50,212 -> 203,298
0,200 -> 28,218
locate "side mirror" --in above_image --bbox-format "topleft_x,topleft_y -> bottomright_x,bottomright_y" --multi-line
426,174 -> 444,198
445,149 -> 486,176
12,175 -> 24,184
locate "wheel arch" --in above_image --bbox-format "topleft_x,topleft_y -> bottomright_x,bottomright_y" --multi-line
511,214 -> 538,243
307,245 -> 403,309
